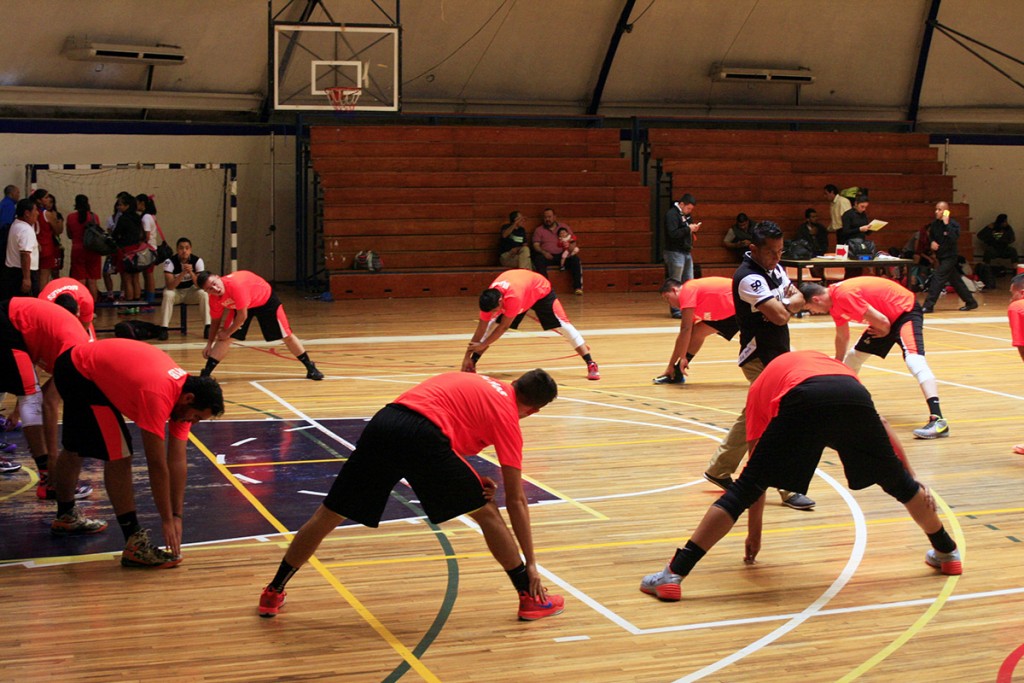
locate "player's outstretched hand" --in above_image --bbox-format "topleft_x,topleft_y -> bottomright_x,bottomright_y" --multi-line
480,476 -> 497,501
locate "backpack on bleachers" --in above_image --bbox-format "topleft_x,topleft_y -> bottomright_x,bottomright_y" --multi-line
782,238 -> 814,260
846,237 -> 877,259
839,186 -> 866,201
353,250 -> 383,272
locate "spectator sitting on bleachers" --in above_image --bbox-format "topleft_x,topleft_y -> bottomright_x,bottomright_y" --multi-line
907,224 -> 936,292
722,213 -> 754,262
978,213 -> 1018,266
796,208 -> 829,256
498,210 -> 531,270
531,208 -> 583,295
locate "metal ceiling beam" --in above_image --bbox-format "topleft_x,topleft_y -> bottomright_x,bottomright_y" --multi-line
0,86 -> 262,112
908,0 -> 942,132
586,0 -> 636,116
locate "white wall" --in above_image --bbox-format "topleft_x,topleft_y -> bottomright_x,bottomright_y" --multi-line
0,131 -> 298,282
942,142 -> 1024,258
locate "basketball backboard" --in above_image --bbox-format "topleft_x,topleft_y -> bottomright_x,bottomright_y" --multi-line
273,23 -> 399,112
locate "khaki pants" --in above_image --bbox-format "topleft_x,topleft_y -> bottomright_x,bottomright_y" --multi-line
704,359 -> 797,501
499,248 -> 531,270
160,285 -> 211,328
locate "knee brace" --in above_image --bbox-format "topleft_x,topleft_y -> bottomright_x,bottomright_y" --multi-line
712,477 -> 767,521
554,320 -> 585,349
843,349 -> 869,374
879,467 -> 920,504
904,353 -> 935,385
16,388 -> 43,427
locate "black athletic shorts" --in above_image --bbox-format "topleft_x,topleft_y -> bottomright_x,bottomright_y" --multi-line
53,349 -> 132,461
323,404 -> 488,527
738,376 -> 906,494
705,317 -> 739,341
231,292 -> 289,342
0,300 -> 37,396
854,305 -> 925,359
509,290 -> 563,331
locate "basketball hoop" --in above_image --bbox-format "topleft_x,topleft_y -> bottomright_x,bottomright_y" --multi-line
325,86 -> 362,112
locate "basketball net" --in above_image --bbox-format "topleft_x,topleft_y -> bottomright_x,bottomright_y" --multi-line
325,86 -> 362,112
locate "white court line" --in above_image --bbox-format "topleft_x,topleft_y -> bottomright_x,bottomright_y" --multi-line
250,380 -> 356,450
554,636 -> 591,642
285,425 -> 317,432
233,473 -> 261,484
231,437 -> 257,446
553,398 -> 730,436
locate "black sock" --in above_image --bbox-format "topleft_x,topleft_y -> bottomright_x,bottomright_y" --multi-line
57,500 -> 75,517
117,511 -> 142,541
270,559 -> 299,591
296,352 -> 315,370
201,358 -> 219,377
926,398 -> 942,419
927,527 -> 956,553
668,540 -> 707,576
506,563 -> 530,593
33,454 -> 48,470
582,353 -> 593,363
470,352 -> 482,362
685,353 -> 695,362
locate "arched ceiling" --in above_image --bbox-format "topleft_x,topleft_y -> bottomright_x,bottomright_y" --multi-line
2,0 -> 1023,131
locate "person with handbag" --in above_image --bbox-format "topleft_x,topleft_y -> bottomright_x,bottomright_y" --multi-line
65,194 -> 103,302
111,192 -> 147,312
136,194 -> 172,307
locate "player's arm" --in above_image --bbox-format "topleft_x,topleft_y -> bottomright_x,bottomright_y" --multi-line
219,306 -> 247,339
501,464 -> 544,598
141,429 -> 181,556
834,321 -> 851,361
167,435 -> 188,554
467,316 -> 512,354
202,312 -> 225,358
667,310 -> 696,376
862,305 -> 890,338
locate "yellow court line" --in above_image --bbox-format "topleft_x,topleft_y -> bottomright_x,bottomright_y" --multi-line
0,468 -> 39,502
188,432 -> 442,683
223,457 -> 345,468
838,489 -> 966,682
473,448 -> 609,521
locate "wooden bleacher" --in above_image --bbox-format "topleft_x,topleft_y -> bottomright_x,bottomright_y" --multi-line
649,129 -> 971,277
313,126 -> 658,299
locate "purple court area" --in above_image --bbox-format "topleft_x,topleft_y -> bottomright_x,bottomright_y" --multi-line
0,418 -> 557,564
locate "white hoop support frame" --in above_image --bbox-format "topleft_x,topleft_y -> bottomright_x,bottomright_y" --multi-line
325,86 -> 362,112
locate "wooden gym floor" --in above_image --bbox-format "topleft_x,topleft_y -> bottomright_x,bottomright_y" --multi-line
2,283 -> 1022,682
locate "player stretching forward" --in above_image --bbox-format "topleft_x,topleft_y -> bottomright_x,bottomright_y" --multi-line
653,277 -> 738,384
463,269 -> 599,380
196,270 -> 323,380
800,276 -> 949,439
258,369 -> 565,622
640,350 -> 962,602
50,339 -> 224,568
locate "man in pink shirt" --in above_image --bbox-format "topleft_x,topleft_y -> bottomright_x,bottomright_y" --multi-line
49,339 -> 224,568
258,369 -> 565,623
197,270 -> 323,380
531,208 -> 583,294
463,269 -> 600,380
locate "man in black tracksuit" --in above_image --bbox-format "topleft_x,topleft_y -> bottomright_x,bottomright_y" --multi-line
922,201 -> 978,313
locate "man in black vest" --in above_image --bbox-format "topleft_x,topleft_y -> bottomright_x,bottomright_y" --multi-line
922,201 -> 978,313
158,237 -> 211,341
702,221 -> 816,510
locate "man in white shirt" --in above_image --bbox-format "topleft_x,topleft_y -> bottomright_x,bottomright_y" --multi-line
3,198 -> 40,298
158,237 -> 211,341
824,184 -> 852,236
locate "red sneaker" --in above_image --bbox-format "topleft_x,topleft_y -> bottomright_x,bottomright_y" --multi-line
517,592 -> 564,621
259,585 -> 287,618
586,361 -> 601,381
925,548 -> 963,576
